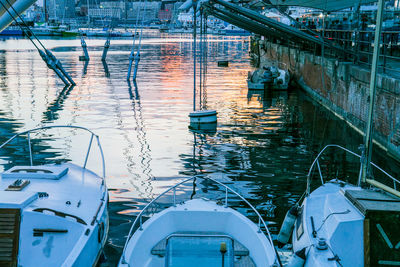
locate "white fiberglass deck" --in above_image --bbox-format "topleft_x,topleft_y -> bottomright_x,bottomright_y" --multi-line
293,181 -> 364,267
0,163 -> 108,266
120,198 -> 278,267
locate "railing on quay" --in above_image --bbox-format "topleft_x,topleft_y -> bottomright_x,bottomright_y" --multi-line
264,27 -> 400,76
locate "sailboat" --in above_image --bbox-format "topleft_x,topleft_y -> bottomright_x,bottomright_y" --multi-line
279,1 -> 400,266
0,125 -> 109,266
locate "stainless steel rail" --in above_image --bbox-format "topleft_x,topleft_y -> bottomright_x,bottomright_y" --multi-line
306,144 -> 400,195
121,176 -> 275,263
0,125 -> 106,180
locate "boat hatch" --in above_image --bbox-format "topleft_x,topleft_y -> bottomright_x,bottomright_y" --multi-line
0,209 -> 21,267
2,166 -> 68,180
165,235 -> 234,267
0,191 -> 37,209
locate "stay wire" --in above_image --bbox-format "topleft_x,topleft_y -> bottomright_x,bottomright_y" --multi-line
3,0 -> 47,50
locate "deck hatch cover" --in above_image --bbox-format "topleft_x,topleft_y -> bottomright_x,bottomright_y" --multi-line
2,166 -> 68,180
0,209 -> 21,267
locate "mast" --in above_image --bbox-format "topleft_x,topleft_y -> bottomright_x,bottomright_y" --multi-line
360,0 -> 385,185
192,0 -> 197,112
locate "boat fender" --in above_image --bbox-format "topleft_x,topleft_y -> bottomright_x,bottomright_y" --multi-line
287,247 -> 306,267
277,204 -> 299,247
98,222 -> 105,243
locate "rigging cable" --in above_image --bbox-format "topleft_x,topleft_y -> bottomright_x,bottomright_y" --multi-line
0,0 -> 75,85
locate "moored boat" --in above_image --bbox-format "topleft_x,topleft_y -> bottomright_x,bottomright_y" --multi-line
0,125 -> 108,266
281,145 -> 400,266
247,65 -> 290,90
118,176 -> 281,267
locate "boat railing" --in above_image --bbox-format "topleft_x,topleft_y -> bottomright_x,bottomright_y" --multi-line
306,144 -> 400,197
0,125 -> 106,180
121,176 -> 274,262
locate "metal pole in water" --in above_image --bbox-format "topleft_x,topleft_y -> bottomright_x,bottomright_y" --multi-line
193,0 -> 197,112
360,0 -> 384,185
81,36 -> 90,61
46,49 -> 76,85
101,35 -> 111,61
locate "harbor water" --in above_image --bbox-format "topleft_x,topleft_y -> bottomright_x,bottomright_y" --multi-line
0,31 -> 399,264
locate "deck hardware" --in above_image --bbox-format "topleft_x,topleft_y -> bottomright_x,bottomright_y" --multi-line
33,228 -> 68,237
66,201 -> 71,205
6,179 -> 30,191
38,192 -> 49,198
316,238 -> 328,250
33,208 -> 87,225
91,201 -> 104,225
310,216 -> 317,238
328,255 -> 340,261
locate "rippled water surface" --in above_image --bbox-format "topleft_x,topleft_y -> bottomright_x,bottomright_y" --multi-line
1,31 -> 399,265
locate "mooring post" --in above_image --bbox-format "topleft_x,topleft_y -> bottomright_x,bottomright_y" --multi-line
132,52 -> 140,81
81,36 -> 90,61
101,36 -> 111,61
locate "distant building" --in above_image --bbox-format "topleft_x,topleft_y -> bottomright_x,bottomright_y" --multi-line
88,7 -> 122,19
158,1 -> 175,22
126,2 -> 161,23
46,0 -> 76,21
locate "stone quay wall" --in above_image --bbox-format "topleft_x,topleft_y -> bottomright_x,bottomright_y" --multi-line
253,38 -> 400,161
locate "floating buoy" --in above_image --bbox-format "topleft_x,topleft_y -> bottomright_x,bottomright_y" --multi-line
217,61 -> 229,67
189,121 -> 217,134
189,110 -> 217,125
277,204 -> 299,247
287,247 -> 306,267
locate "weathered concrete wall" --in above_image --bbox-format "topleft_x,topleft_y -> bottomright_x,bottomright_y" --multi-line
256,39 -> 400,160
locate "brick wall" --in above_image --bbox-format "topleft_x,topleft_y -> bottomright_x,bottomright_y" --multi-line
256,39 -> 400,160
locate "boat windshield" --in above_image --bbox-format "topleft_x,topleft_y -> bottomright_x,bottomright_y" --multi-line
166,235 -> 233,267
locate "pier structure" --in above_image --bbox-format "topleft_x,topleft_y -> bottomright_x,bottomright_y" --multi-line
202,0 -> 400,160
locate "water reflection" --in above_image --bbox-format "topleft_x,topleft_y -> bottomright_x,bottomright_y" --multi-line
0,34 -> 399,265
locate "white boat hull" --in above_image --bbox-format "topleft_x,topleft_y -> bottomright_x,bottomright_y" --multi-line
120,198 -> 278,267
292,182 -> 365,267
0,163 -> 108,266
